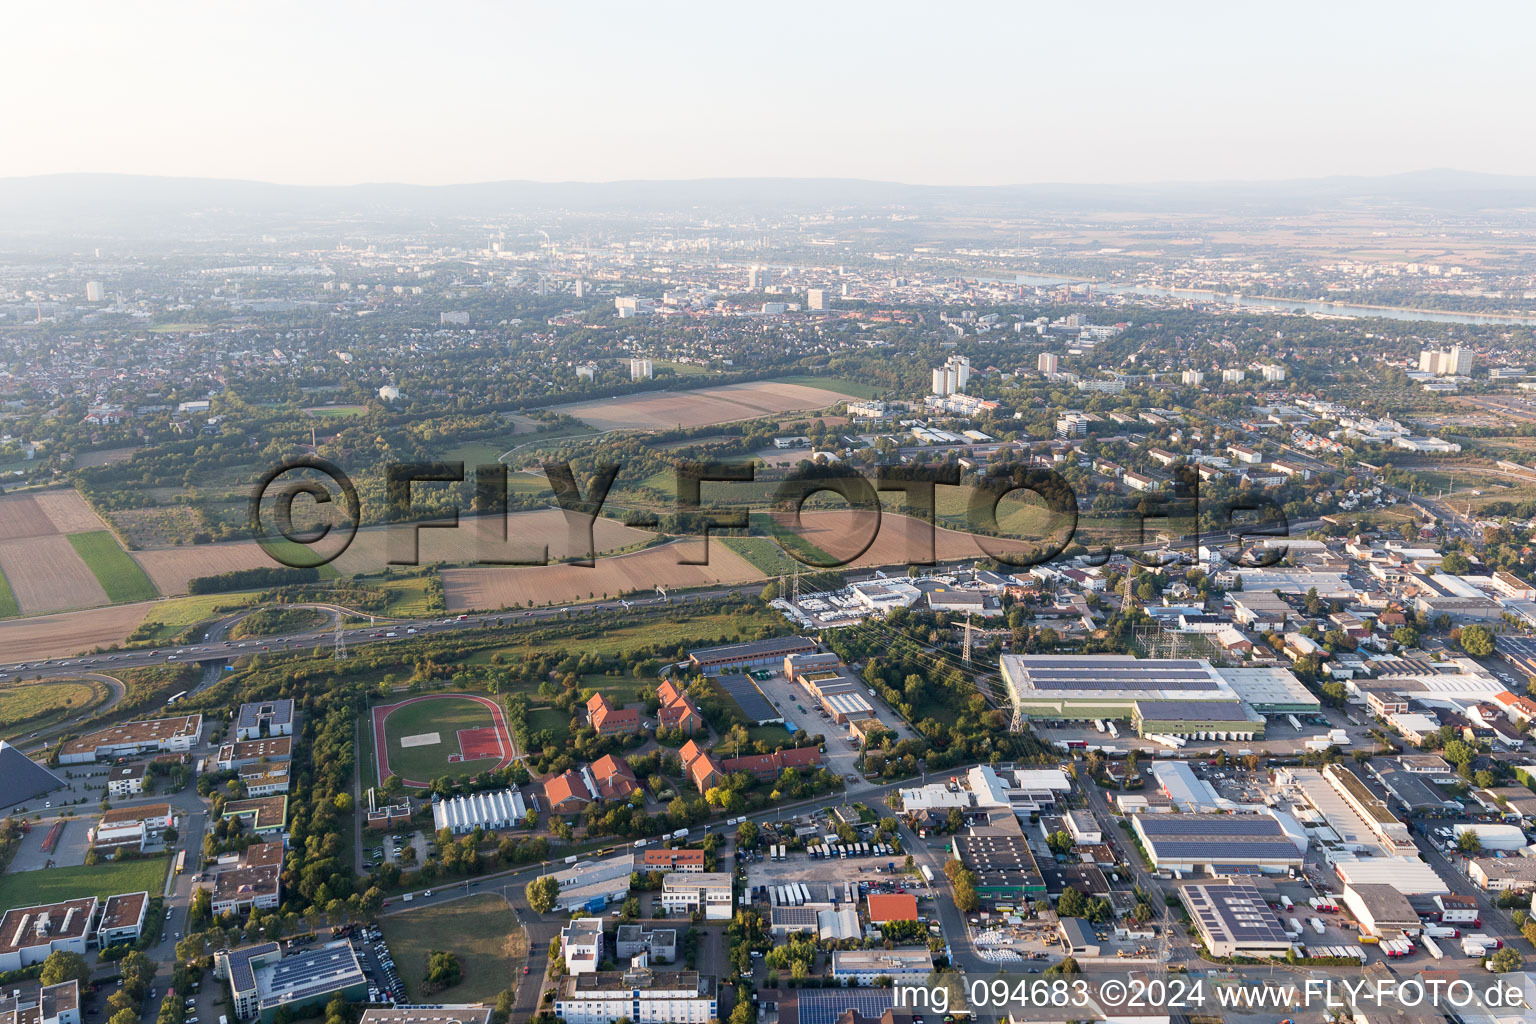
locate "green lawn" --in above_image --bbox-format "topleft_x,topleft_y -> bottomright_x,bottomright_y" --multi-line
577,673 -> 651,706
302,405 -> 368,418
0,679 -> 107,737
380,893 -> 525,1003
129,592 -> 259,645
379,695 -> 505,785
721,536 -> 803,577
524,706 -> 571,745
0,856 -> 169,912
0,567 -> 18,619
378,575 -> 440,617
68,531 -> 159,603
771,375 -> 883,399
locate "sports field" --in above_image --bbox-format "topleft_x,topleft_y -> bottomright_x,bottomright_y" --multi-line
372,694 -> 516,788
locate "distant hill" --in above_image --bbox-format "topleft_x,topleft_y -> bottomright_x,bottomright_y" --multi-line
1,169 -> 1533,235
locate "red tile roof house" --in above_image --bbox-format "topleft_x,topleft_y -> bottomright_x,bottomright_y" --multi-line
656,680 -> 705,735
680,739 -> 823,792
590,754 -> 640,802
867,892 -> 919,924
544,768 -> 595,813
586,692 -> 643,736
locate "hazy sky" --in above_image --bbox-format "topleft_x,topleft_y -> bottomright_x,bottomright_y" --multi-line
6,1 -> 1533,186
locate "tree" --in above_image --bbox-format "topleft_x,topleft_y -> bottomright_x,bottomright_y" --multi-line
1458,624 -> 1494,657
39,951 -> 90,988
736,820 -> 758,849
110,1011 -> 141,1024
526,876 -> 560,914
1440,551 -> 1471,575
1057,886 -> 1086,918
1487,946 -> 1523,973
424,950 -> 463,991
1456,830 -> 1482,855
1047,830 -> 1075,856
1392,626 -> 1420,649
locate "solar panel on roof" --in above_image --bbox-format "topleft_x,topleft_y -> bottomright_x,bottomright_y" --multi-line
797,990 -> 896,1024
716,674 -> 778,723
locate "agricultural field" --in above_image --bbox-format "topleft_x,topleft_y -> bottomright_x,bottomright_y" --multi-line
462,604 -> 783,662
379,894 -> 525,1003
549,380 -> 857,431
373,693 -> 515,787
0,534 -> 109,613
72,447 -> 139,469
0,856 -> 169,912
0,602 -> 156,661
69,531 -> 160,603
0,488 -> 110,541
439,538 -> 765,611
0,569 -> 17,620
0,678 -> 109,739
770,374 -> 884,399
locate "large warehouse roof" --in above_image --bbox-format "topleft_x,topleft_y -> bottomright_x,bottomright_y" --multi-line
1215,667 -> 1321,711
1135,814 -> 1301,862
1001,655 -> 1229,693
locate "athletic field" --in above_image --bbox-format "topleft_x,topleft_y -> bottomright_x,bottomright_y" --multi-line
371,693 -> 515,788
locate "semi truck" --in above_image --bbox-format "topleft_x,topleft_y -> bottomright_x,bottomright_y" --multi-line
1310,918 -> 1326,936
1422,936 -> 1444,960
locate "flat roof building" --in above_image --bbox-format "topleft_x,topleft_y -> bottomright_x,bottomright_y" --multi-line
236,700 -> 294,740
659,872 -> 733,920
217,941 -> 366,1024
1342,883 -> 1419,938
687,636 -> 816,674
59,715 -> 202,764
98,891 -> 149,947
542,856 -> 633,913
0,980 -> 78,1024
1215,667 -> 1321,714
358,1010 -> 492,1024
1132,814 -> 1303,873
1179,882 -> 1293,958
215,736 -> 293,771
0,898 -> 98,972
554,958 -> 716,1024
952,817 -> 1044,895
830,949 -> 933,985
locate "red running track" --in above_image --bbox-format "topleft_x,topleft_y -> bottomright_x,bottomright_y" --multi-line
371,693 -> 515,788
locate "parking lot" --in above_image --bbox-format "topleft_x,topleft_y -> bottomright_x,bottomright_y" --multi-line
347,924 -> 406,1003
749,669 -> 917,784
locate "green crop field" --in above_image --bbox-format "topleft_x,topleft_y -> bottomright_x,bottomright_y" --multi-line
129,592 -> 258,645
379,894 -> 525,1002
0,567 -> 18,619
771,374 -> 883,399
378,695 -> 507,785
69,531 -> 159,603
0,856 -> 169,912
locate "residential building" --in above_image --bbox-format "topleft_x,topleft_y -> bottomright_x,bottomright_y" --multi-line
659,872 -> 733,919
0,981 -> 79,1024
560,918 -> 604,977
640,848 -> 706,873
106,763 -> 148,798
554,958 -> 716,1024
586,693 -> 642,736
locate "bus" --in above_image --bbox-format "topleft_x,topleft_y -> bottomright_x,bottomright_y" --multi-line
166,691 -> 188,705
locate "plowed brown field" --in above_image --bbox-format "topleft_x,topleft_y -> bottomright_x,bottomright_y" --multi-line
0,535 -> 109,613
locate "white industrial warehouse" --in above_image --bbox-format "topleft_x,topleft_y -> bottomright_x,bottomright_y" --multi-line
432,787 -> 528,833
